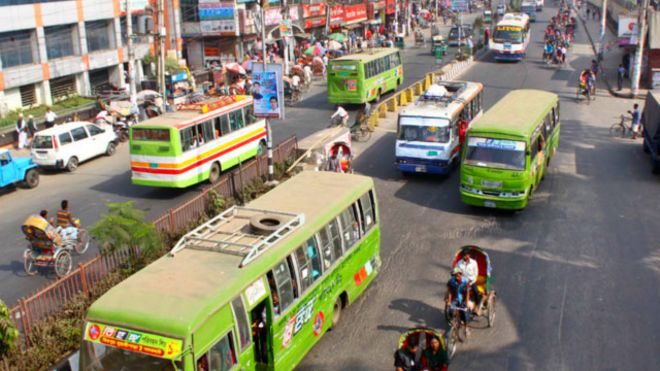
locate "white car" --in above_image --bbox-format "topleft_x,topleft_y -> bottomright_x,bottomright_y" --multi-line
497,4 -> 506,16
31,121 -> 118,171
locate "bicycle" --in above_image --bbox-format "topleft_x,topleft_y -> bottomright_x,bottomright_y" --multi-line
444,303 -> 470,359
609,115 -> 638,138
350,121 -> 372,142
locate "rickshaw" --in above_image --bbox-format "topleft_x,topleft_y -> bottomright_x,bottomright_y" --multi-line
415,30 -> 425,47
444,246 -> 497,346
397,327 -> 452,367
483,10 -> 493,24
395,34 -> 406,49
22,215 -> 90,278
431,35 -> 448,58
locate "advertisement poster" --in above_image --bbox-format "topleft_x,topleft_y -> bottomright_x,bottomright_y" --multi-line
252,63 -> 285,119
252,71 -> 282,119
84,322 -> 183,360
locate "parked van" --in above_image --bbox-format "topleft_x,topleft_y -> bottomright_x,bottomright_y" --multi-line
642,91 -> 660,173
31,121 -> 118,172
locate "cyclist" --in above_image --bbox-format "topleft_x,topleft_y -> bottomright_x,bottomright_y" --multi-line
628,103 -> 642,139
446,268 -> 471,327
330,105 -> 349,126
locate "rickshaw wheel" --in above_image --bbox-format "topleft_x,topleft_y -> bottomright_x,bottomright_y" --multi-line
487,291 -> 496,328
54,251 -> 72,278
23,250 -> 38,276
75,229 -> 90,254
444,300 -> 451,322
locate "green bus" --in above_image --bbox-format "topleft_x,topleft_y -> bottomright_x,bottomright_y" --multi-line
460,89 -> 560,210
327,48 -> 404,104
80,171 -> 381,370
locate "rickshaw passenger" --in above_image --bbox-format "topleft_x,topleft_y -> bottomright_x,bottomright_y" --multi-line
446,268 -> 470,323
456,253 -> 481,308
421,336 -> 449,371
394,337 -> 419,371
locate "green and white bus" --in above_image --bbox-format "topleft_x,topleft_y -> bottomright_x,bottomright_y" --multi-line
80,171 -> 381,370
460,89 -> 560,210
327,48 -> 403,104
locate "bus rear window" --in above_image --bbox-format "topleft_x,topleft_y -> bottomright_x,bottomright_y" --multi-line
133,128 -> 171,141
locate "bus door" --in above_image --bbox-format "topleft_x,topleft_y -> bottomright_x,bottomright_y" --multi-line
250,300 -> 273,370
238,277 -> 274,370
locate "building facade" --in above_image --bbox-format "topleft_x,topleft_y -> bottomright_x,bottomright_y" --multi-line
0,0 -> 182,114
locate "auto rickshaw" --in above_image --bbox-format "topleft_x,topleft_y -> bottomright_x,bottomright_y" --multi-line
483,9 -> 493,24
22,215 -> 89,278
431,35 -> 448,58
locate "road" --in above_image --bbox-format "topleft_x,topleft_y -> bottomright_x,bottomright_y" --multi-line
0,18 -> 474,306
298,6 -> 660,371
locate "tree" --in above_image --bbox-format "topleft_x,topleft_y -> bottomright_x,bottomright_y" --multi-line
0,299 -> 18,357
89,202 -> 162,260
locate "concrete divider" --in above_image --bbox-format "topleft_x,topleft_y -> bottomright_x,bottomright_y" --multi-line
366,56 -> 476,130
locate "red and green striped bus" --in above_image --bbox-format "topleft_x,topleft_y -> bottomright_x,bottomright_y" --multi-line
130,95 -> 267,188
80,171 -> 381,370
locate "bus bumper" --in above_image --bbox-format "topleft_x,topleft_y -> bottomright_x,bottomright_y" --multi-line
328,94 -> 364,104
396,158 -> 451,174
493,52 -> 525,61
460,188 -> 529,210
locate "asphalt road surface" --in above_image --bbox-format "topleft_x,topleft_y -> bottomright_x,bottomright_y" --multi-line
297,6 -> 659,371
0,19 -> 474,306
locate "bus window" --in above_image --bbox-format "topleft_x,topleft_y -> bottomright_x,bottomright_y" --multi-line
180,127 -> 194,151
318,218 -> 343,269
338,206 -> 360,250
215,114 -> 230,137
553,105 -> 559,126
231,296 -> 252,352
544,114 -> 553,136
229,110 -> 244,131
358,191 -> 376,232
197,331 -> 237,371
268,260 -> 295,315
244,105 -> 257,125
202,120 -> 215,142
294,239 -> 323,293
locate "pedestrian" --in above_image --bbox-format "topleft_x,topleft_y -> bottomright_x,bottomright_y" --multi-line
484,27 -> 490,45
617,64 -> 626,91
27,114 -> 37,139
586,7 -> 590,18
15,113 -> 28,149
466,37 -> 474,56
44,107 -> 57,128
628,103 -> 642,139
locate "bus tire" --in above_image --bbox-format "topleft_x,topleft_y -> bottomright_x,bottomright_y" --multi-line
332,297 -> 343,327
209,162 -> 221,184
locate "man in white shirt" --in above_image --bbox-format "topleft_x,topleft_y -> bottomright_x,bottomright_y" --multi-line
44,107 -> 57,128
330,105 -> 349,126
456,253 -> 481,314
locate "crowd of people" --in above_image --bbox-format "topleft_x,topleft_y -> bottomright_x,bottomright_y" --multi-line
543,4 -> 576,65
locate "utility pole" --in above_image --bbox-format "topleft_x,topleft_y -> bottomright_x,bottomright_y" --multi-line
599,0 -> 608,59
282,0 -> 289,75
631,0 -> 649,95
157,0 -> 166,111
260,1 -> 277,185
126,0 -> 137,102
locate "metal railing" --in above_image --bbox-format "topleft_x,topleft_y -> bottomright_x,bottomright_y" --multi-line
7,136 -> 298,350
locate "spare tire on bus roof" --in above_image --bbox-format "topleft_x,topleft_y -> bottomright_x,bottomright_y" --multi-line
250,214 -> 289,235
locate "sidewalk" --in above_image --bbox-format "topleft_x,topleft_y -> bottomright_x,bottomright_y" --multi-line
576,5 -> 649,99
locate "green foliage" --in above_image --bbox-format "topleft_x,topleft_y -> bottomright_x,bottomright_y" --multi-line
142,52 -> 156,65
207,190 -> 227,217
89,202 -> 162,259
0,299 -> 19,357
0,96 -> 95,129
166,56 -> 186,74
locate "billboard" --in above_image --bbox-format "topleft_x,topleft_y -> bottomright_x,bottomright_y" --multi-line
252,63 -> 285,120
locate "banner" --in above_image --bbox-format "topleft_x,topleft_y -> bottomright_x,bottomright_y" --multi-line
303,2 -> 327,18
279,20 -> 293,37
84,322 -> 183,360
252,63 -> 285,120
344,4 -> 367,24
199,2 -> 235,20
617,17 -> 638,38
330,5 -> 344,25
252,71 -> 281,119
386,0 -> 396,15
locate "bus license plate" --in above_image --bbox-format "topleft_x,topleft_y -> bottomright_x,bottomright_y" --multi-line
415,165 -> 426,172
484,201 -> 496,208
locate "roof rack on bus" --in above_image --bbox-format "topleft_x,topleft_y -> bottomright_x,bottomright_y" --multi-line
175,95 -> 248,113
416,82 -> 468,107
169,206 -> 305,267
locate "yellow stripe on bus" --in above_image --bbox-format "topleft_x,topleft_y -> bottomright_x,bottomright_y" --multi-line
131,128 -> 266,169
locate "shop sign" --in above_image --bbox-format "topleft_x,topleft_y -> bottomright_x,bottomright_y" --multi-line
198,2 -> 235,21
303,2 -> 327,18
200,19 -> 237,35
330,5 -> 344,25
344,4 -> 367,24
305,17 -> 326,29
84,322 -> 183,360
617,17 -> 638,38
204,47 -> 220,57
288,5 -> 300,22
265,7 -> 283,26
386,0 -> 396,15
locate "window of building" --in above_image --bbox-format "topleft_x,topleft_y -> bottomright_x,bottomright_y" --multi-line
70,127 -> 89,141
50,76 -> 76,100
0,30 -> 36,68
86,20 -> 113,52
181,0 -> 200,22
19,84 -> 36,107
45,24 -> 77,59
119,15 -> 140,46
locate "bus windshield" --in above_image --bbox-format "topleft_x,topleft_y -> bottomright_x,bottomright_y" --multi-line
494,27 -> 522,44
398,117 -> 450,143
331,62 -> 358,72
464,137 -> 526,170
80,341 -> 180,370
